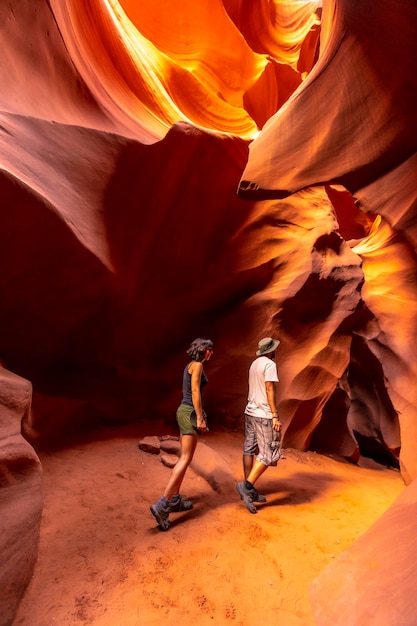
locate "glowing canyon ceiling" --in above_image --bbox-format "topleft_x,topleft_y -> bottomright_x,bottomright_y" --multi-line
1,1 -> 417,623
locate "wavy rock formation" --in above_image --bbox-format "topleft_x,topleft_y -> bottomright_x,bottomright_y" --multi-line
238,0 -> 417,482
236,0 -> 417,621
1,0 -> 416,622
0,368 -> 42,626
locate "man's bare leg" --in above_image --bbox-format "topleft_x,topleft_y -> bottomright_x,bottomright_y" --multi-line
243,454 -> 253,480
247,458 -> 268,487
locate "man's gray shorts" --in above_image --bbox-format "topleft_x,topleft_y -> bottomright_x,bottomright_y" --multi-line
243,414 -> 281,466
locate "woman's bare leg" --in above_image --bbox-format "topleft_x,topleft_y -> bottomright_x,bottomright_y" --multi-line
163,434 -> 198,500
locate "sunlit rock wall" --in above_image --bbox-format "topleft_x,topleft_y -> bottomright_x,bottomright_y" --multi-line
1,0 -> 417,621
238,0 -> 417,482
309,476 -> 417,626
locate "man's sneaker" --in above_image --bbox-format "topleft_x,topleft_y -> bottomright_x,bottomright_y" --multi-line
150,498 -> 171,531
249,488 -> 267,503
168,495 -> 193,512
236,481 -> 257,514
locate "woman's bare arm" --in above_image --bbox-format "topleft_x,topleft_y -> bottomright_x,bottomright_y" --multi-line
190,361 -> 207,431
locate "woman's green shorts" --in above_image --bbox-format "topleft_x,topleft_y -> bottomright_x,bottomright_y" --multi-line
176,404 -> 207,435
177,404 -> 198,435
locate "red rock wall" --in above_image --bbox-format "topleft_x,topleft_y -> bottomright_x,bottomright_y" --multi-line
238,0 -> 417,482
1,0 -> 417,620
0,368 -> 42,626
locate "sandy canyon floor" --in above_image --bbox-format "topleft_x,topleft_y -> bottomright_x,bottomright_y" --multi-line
13,423 -> 404,626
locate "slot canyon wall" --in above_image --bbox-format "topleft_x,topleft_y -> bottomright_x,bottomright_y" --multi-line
1,0 -> 416,624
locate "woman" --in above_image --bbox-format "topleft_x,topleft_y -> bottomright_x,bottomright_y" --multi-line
150,337 -> 213,531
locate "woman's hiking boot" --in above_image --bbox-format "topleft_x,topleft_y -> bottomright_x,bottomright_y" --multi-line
150,497 -> 171,531
168,495 -> 193,512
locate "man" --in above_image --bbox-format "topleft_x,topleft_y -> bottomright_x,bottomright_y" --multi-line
236,337 -> 282,514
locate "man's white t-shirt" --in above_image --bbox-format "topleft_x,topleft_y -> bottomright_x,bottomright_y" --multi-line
245,356 -> 279,419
